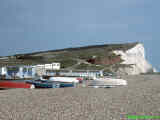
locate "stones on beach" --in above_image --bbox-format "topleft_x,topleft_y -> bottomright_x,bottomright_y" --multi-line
0,75 -> 160,120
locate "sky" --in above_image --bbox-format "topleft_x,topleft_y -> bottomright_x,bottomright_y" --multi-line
0,0 -> 159,70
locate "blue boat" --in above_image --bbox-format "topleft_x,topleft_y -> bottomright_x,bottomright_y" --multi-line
26,80 -> 59,88
26,79 -> 75,88
59,82 -> 75,88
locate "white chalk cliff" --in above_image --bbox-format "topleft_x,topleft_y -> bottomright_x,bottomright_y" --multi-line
113,43 -> 155,75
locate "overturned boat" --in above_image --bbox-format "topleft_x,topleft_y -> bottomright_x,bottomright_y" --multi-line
88,77 -> 127,88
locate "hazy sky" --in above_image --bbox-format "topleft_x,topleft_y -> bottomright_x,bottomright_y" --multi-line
0,0 -> 159,70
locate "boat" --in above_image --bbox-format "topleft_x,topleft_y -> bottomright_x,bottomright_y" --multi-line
88,85 -> 115,88
59,82 -> 75,88
49,77 -> 79,83
26,80 -> 59,88
76,77 -> 83,83
26,79 -> 75,88
0,81 -> 35,89
88,77 -> 127,88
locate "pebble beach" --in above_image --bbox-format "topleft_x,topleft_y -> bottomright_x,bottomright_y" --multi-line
0,75 -> 160,120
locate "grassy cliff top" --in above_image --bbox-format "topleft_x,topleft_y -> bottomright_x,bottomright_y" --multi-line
17,42 -> 138,56
0,42 -> 139,70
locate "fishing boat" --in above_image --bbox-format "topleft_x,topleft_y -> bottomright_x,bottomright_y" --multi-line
0,81 -> 35,89
49,77 -> 79,83
76,77 -> 83,83
59,82 -> 75,88
26,80 -> 58,88
88,77 -> 127,88
26,79 -> 75,88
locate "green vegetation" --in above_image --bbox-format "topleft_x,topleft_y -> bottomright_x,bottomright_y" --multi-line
59,59 -> 77,69
75,63 -> 105,70
0,42 -> 138,71
7,67 -> 19,71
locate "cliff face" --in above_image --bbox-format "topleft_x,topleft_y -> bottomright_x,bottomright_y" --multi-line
113,43 -> 155,75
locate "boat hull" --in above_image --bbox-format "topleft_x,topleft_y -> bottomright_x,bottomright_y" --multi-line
49,77 -> 79,83
26,80 -> 75,88
89,77 -> 127,88
0,81 -> 35,89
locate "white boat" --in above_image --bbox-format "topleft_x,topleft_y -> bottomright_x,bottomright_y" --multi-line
89,77 -> 127,88
49,77 -> 79,83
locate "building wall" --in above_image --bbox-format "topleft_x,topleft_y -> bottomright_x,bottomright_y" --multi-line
18,66 -> 36,78
45,63 -> 60,70
46,70 -> 103,78
0,66 -> 36,79
0,67 -> 7,75
35,63 -> 60,76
